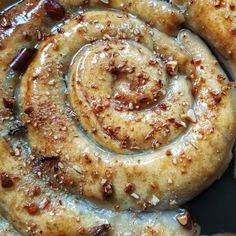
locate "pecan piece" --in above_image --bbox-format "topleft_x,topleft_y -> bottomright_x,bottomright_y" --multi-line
176,211 -> 193,230
45,0 -> 65,21
10,48 -> 37,71
1,172 -> 14,188
88,224 -> 111,236
101,179 -> 113,199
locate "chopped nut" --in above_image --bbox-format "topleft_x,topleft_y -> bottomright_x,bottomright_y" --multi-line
172,157 -> 177,165
230,28 -> 236,36
105,169 -> 112,179
10,48 -> 37,71
167,178 -> 173,184
192,58 -> 202,66
217,74 -> 225,82
176,211 -> 193,230
24,202 -> 39,215
24,106 -> 34,114
88,224 -> 111,236
2,97 -> 14,109
101,179 -> 113,199
214,0 -> 222,7
212,93 -> 222,104
150,195 -> 160,206
130,192 -> 140,200
0,17 -> 11,28
185,109 -> 197,123
1,172 -> 14,188
137,94 -> 150,107
42,197 -> 51,209
166,61 -> 178,76
100,0 -> 109,3
36,29 -> 43,41
45,0 -> 65,21
58,162 -> 64,169
124,183 -> 135,194
169,199 -> 177,206
158,103 -> 168,111
166,149 -> 172,156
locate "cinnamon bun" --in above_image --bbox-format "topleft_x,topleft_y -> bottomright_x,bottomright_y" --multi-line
0,0 -> 235,235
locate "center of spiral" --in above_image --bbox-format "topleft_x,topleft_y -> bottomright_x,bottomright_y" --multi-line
69,40 -> 191,154
73,40 -> 167,110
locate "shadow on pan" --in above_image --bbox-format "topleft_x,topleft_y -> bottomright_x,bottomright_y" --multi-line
0,0 -> 236,235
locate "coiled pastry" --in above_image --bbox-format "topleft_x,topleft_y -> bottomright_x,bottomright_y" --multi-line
0,0 -> 235,235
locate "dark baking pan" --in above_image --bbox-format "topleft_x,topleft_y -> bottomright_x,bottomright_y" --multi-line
187,158 -> 236,234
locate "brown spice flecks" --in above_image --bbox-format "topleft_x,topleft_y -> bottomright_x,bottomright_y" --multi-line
103,126 -> 120,140
101,179 -> 113,199
88,224 -> 111,236
1,172 -> 14,188
28,186 -> 41,197
158,103 -> 167,111
120,135 -> 130,149
176,211 -> 193,230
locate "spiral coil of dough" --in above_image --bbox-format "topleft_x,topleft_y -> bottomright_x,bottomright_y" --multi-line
0,0 -> 235,235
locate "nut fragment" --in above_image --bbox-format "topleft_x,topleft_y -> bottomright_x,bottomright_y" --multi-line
2,97 -> 14,109
1,172 -> 14,188
165,60 -> 178,76
24,202 -> 39,215
100,0 -> 109,4
130,192 -> 140,200
150,195 -> 160,206
101,179 -> 113,199
176,211 -> 193,230
88,224 -> 111,236
45,0 -> 65,21
124,183 -> 135,194
10,48 -> 37,71
185,109 -> 197,123
230,28 -> 236,36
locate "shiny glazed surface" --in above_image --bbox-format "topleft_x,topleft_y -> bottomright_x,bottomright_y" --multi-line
0,0 -> 235,235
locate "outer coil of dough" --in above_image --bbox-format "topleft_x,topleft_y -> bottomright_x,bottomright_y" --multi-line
0,138 -> 199,236
172,0 -> 236,81
0,0 -> 235,235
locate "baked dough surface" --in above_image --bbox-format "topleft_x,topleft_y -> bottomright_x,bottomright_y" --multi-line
0,0 -> 235,235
